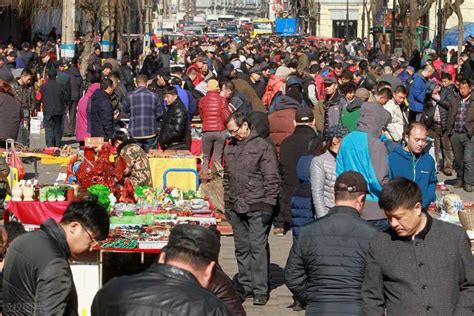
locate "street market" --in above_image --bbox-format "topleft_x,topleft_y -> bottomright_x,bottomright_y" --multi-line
0,0 -> 473,315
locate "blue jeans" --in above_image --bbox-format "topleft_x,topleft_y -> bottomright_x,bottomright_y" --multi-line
368,218 -> 390,231
135,136 -> 158,153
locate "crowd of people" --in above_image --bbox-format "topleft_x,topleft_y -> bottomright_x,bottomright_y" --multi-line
0,30 -> 472,315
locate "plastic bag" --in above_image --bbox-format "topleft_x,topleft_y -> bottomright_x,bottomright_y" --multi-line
9,146 -> 26,180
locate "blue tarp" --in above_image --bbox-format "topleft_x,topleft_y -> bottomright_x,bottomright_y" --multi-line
442,22 -> 474,48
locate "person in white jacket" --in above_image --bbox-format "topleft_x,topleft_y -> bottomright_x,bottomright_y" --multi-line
383,85 -> 408,142
310,125 -> 349,218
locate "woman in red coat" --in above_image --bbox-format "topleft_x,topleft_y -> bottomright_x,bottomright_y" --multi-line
198,79 -> 231,175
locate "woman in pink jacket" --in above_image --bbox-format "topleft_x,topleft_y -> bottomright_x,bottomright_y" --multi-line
76,82 -> 100,146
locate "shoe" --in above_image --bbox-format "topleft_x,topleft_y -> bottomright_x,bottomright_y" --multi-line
253,294 -> 269,306
273,227 -> 285,236
464,185 -> 473,192
292,301 -> 305,312
443,168 -> 453,176
453,180 -> 464,188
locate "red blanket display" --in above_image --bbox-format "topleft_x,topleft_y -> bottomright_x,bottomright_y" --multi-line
5,201 -> 69,225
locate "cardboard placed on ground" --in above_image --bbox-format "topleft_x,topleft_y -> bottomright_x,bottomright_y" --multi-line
85,137 -> 104,147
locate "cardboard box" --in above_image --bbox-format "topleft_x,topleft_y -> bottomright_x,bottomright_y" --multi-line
85,137 -> 104,147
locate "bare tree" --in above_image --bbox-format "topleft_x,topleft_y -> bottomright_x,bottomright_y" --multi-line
452,0 -> 463,61
398,0 -> 435,55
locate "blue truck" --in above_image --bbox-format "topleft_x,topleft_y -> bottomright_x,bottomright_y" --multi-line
275,17 -> 299,36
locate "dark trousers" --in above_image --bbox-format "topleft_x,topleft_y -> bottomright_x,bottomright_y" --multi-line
43,115 -> 63,147
274,183 -> 294,230
17,119 -> 30,147
450,132 -> 474,185
429,122 -> 453,170
63,101 -> 77,136
226,210 -> 271,295
408,111 -> 422,123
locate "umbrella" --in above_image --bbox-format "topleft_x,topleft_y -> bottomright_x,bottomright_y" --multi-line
442,22 -> 474,48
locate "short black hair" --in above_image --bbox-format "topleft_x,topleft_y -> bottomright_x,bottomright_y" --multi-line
61,200 -> 110,240
102,62 -> 113,70
163,246 -> 212,271
460,79 -> 472,88
4,221 -> 26,242
220,80 -> 235,91
225,110 -> 248,127
379,178 -> 422,212
341,70 -> 354,81
113,130 -> 129,145
377,87 -> 393,99
441,72 -> 452,81
340,82 -> 357,95
163,85 -> 177,96
394,85 -> 407,95
21,68 -> 34,78
100,78 -> 114,90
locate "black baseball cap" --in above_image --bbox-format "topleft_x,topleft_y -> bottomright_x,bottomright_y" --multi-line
335,171 -> 368,193
324,77 -> 337,85
295,107 -> 314,123
166,224 -> 220,261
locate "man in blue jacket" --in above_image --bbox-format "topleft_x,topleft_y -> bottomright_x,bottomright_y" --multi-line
388,122 -> 437,209
408,64 -> 434,123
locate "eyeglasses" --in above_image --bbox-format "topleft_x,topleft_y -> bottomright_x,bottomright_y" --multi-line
80,224 -> 98,247
228,124 -> 243,136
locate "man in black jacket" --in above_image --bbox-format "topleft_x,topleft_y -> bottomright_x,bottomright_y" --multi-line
159,86 -> 189,150
276,107 -> 321,234
40,68 -> 65,147
91,224 -> 232,315
63,60 -> 83,137
90,78 -> 115,141
3,200 -> 109,315
285,171 -> 378,315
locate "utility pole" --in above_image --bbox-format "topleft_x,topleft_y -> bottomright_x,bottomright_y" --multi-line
436,0 -> 443,55
61,0 -> 75,59
345,0 -> 349,39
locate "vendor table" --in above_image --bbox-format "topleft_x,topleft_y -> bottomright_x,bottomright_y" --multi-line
149,157 -> 198,191
4,201 -> 69,225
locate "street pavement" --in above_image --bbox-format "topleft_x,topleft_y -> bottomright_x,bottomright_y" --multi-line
21,133 -> 470,315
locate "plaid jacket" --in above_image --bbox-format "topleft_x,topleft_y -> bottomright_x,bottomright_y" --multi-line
122,87 -> 163,138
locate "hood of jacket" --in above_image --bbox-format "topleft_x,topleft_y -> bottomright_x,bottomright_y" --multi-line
66,66 -> 82,78
275,95 -> 300,111
85,83 -> 101,98
297,155 -> 313,183
248,111 -> 270,138
346,97 -> 363,112
267,74 -> 285,89
357,102 -> 391,136
91,88 -> 110,103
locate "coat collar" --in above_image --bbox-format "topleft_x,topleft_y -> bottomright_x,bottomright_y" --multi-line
328,205 -> 361,217
40,219 -> 71,259
149,263 -> 201,286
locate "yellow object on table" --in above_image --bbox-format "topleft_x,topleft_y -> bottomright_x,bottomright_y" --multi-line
149,157 -> 197,191
1,153 -> 72,165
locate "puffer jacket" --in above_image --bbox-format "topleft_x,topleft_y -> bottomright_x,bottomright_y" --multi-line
224,129 -> 279,214
0,92 -> 21,141
91,263 -> 232,316
285,206 -> 378,315
76,83 -> 100,141
3,219 -> 78,315
199,91 -> 230,132
436,85 -> 456,131
268,95 -> 299,156
290,155 -> 315,240
324,90 -> 347,131
90,89 -> 114,140
262,74 -> 286,108
311,150 -> 337,218
159,98 -> 189,150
